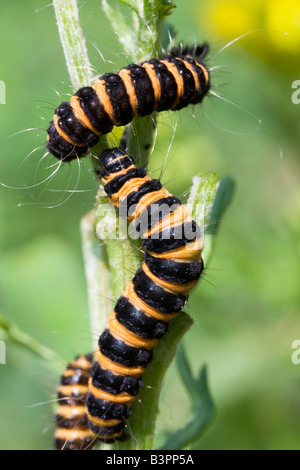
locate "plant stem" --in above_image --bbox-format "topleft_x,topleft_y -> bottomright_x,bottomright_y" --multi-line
53,0 -> 92,90
0,314 -> 65,372
52,0 -> 113,347
80,210 -> 113,350
94,186 -> 142,301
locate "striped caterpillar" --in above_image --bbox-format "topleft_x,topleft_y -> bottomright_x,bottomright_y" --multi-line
46,45 -> 210,162
55,354 -> 96,450
86,147 -> 204,442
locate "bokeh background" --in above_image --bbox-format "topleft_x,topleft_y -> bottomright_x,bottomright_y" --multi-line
0,0 -> 299,450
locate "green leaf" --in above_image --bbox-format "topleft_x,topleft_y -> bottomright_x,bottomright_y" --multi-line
202,176 -> 236,265
206,176 -> 236,236
118,0 -> 139,12
159,346 -> 215,450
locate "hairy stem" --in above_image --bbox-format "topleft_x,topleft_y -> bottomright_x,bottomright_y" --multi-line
53,0 -> 92,90
80,210 -> 113,350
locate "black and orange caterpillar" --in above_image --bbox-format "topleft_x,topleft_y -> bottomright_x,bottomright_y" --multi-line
47,45 -> 210,162
55,354 -> 97,450
86,148 -> 204,442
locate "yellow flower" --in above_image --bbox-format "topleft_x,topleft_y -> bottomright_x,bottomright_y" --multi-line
265,0 -> 300,51
197,0 -> 300,69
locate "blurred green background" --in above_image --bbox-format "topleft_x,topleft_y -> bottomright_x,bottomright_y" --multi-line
0,0 -> 299,450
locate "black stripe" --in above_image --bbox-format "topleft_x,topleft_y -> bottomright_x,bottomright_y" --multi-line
91,361 -> 142,396
165,57 -> 196,110
142,220 -> 201,254
55,437 -> 94,451
102,73 -> 133,125
183,58 -> 210,104
125,179 -> 163,208
76,85 -> 114,135
75,86 -> 112,135
115,296 -> 169,339
56,413 -> 88,429
88,419 -> 125,438
56,102 -> 99,147
99,329 -> 153,367
133,268 -> 187,314
145,253 -> 204,284
134,195 -> 182,234
46,122 -> 88,162
61,372 -> 90,386
126,64 -> 155,116
98,147 -> 126,166
104,167 -> 147,198
103,155 -> 135,176
86,392 -> 131,421
57,392 -> 86,407
146,59 -> 178,111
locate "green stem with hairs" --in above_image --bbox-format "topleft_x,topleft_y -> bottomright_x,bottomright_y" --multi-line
53,0 -> 92,90
102,0 -> 175,166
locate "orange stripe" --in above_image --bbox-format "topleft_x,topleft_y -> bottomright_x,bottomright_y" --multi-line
95,430 -> 123,440
58,385 -> 89,396
124,282 -> 177,322
54,428 -> 95,441
87,413 -> 122,428
160,60 -> 184,109
178,59 -> 200,100
96,349 -> 145,377
108,176 -> 151,206
115,177 -> 152,205
128,188 -> 171,221
53,114 -> 86,147
56,406 -> 87,419
102,164 -> 136,184
142,263 -> 198,295
142,62 -> 161,109
63,368 -> 89,378
70,355 -> 93,369
89,379 -> 136,404
108,310 -> 159,350
118,69 -> 139,116
146,205 -> 190,238
93,79 -> 119,125
70,96 -> 100,135
195,60 -> 210,86
148,238 -> 203,261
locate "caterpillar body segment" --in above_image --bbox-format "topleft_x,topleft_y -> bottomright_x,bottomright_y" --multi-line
55,354 -> 97,450
86,148 -> 204,442
46,47 -> 210,162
